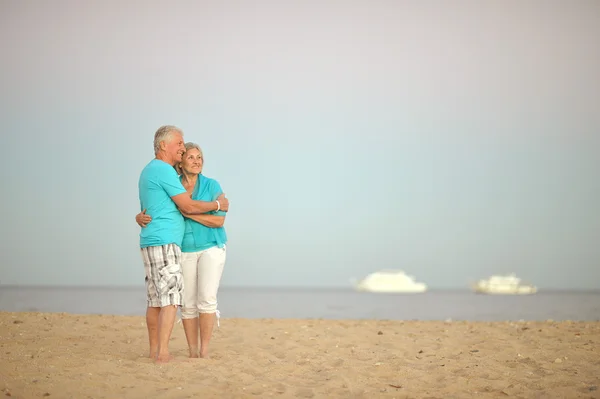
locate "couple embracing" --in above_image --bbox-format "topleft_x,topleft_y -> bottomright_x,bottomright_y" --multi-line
136,125 -> 229,363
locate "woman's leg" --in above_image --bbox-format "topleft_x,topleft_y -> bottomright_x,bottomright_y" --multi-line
197,245 -> 226,358
180,251 -> 201,357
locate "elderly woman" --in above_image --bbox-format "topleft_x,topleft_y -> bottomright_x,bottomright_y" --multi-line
136,142 -> 227,358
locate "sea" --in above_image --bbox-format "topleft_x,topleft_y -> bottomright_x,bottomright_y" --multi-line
1,286 -> 599,321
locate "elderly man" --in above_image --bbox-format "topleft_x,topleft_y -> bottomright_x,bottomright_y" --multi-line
138,125 -> 229,363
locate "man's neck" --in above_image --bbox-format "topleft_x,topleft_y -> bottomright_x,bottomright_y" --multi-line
155,152 -> 173,165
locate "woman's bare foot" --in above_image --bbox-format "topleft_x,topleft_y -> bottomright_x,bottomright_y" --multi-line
199,349 -> 210,359
189,349 -> 199,359
154,354 -> 175,364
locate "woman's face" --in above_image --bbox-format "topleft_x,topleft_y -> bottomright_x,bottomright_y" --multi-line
180,148 -> 203,175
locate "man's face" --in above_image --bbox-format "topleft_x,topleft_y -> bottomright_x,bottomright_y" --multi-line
165,132 -> 185,164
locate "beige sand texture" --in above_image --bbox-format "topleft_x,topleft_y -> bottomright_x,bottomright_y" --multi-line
0,311 -> 599,398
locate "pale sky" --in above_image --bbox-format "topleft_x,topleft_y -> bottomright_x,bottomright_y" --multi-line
1,0 -> 599,289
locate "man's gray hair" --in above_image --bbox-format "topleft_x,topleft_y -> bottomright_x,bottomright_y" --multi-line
153,125 -> 183,154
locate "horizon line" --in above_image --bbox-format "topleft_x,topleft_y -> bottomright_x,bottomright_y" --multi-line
0,284 -> 598,292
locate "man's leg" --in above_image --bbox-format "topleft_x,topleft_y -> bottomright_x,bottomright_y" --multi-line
154,244 -> 185,364
198,246 -> 226,358
146,306 -> 160,358
141,248 -> 162,359
156,305 -> 178,363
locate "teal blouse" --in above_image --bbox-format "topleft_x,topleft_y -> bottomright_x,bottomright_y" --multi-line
180,175 -> 228,253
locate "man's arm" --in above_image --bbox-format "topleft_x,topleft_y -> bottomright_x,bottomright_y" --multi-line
171,192 -> 229,215
182,213 -> 225,228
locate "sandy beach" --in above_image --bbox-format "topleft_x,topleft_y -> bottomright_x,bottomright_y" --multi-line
1,312 -> 598,398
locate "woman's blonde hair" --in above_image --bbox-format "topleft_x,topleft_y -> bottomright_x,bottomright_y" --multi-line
175,142 -> 203,175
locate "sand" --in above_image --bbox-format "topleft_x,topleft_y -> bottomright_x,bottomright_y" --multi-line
0,312 -> 599,398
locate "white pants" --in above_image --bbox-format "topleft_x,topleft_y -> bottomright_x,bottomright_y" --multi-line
180,245 -> 226,319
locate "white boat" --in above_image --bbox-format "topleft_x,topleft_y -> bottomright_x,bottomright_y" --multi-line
353,270 -> 427,293
472,273 -> 538,295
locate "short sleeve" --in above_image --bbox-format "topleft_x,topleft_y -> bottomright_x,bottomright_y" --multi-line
159,165 -> 186,198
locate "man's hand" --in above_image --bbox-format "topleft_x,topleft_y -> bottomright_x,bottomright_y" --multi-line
136,209 -> 152,228
216,193 -> 229,212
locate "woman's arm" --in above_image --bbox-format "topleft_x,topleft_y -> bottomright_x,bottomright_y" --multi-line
180,178 -> 228,227
182,212 -> 225,228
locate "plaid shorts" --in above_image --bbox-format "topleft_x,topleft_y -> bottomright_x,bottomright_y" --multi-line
140,244 -> 184,307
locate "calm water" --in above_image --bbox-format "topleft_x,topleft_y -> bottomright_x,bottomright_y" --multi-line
1,286 -> 599,321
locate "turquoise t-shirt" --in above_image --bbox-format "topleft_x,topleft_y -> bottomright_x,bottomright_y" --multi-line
138,159 -> 187,248
181,174 -> 228,253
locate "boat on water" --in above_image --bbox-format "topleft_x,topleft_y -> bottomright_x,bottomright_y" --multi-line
472,273 -> 538,295
353,270 -> 427,293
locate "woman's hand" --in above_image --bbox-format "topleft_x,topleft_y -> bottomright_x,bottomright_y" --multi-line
136,209 -> 152,228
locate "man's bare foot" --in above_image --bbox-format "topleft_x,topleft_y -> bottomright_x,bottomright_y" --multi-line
154,354 -> 175,364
